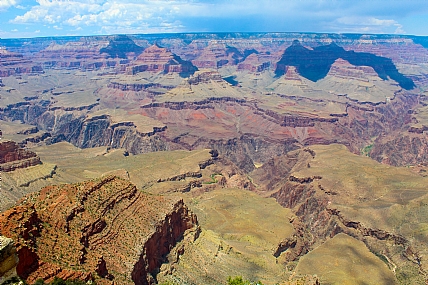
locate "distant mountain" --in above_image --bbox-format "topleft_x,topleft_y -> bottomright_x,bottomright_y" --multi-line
100,34 -> 144,58
275,40 -> 415,90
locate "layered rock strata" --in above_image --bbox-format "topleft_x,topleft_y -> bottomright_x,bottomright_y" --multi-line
0,47 -> 43,77
0,176 -> 198,284
0,141 -> 41,172
237,53 -> 271,72
126,44 -> 197,76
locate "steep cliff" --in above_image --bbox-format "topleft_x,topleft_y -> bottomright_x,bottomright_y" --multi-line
0,103 -> 169,155
37,39 -> 118,71
0,176 -> 199,284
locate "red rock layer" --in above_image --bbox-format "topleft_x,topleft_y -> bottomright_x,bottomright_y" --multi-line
0,176 -> 198,285
0,141 -> 41,172
237,53 -> 270,72
0,48 -> 43,77
126,44 -> 196,75
37,42 -> 122,71
327,58 -> 378,80
191,41 -> 243,68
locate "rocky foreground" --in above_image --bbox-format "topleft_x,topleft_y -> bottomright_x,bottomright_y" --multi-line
0,176 -> 198,285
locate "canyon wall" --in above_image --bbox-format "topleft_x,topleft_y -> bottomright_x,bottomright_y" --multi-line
0,141 -> 41,172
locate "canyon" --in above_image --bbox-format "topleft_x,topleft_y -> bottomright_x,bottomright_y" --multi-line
1,32 -> 428,284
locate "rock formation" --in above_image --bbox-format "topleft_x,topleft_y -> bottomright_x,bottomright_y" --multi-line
100,34 -> 144,59
2,32 -> 428,284
126,44 -> 197,77
191,41 -> 249,69
275,40 -> 415,90
0,47 -> 43,77
0,176 -> 199,284
36,36 -> 135,71
0,141 -> 41,172
237,53 -> 271,72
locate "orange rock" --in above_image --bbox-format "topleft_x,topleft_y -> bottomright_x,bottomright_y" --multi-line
0,176 -> 198,284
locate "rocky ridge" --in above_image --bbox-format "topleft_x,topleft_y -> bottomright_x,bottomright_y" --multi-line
0,176 -> 198,284
126,44 -> 197,77
0,141 -> 41,172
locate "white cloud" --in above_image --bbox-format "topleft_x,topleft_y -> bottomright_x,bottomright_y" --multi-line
0,0 -> 18,10
5,0 -> 428,36
327,16 -> 406,34
10,0 -> 187,34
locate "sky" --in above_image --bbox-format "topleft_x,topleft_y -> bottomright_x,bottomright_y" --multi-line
1,0 -> 428,39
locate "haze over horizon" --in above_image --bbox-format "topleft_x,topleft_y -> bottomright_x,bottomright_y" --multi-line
1,0 -> 428,39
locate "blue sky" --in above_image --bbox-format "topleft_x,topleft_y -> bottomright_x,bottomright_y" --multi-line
1,0 -> 428,38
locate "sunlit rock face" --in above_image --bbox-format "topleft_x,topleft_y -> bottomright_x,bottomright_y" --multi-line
126,44 -> 198,77
0,176 -> 198,285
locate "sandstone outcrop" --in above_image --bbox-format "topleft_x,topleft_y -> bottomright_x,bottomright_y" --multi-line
0,141 -> 41,172
0,33 -> 427,172
126,44 -> 197,76
0,176 -> 198,284
237,53 -> 271,72
190,41 -> 253,69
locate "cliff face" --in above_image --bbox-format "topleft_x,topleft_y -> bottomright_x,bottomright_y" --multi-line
0,48 -> 43,77
0,176 -> 198,284
2,87 -> 425,169
0,105 -> 168,155
126,44 -> 197,77
38,42 -> 113,71
53,114 -> 168,154
0,141 -> 41,172
35,35 -> 140,71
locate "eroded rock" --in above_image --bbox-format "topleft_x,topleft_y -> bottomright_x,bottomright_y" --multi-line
0,176 -> 198,284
